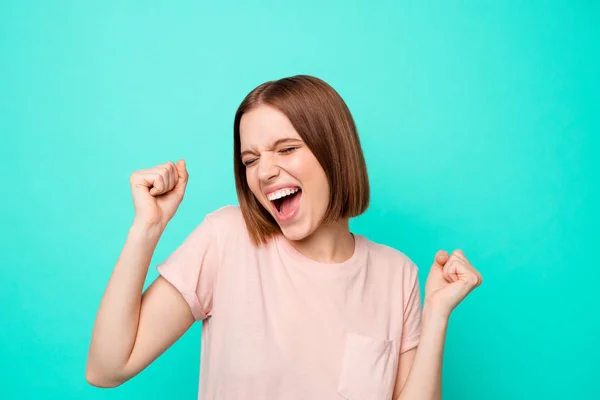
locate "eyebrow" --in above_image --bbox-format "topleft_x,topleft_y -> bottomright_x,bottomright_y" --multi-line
240,138 -> 303,158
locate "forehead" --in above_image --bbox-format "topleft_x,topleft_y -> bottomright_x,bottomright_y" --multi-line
239,105 -> 301,149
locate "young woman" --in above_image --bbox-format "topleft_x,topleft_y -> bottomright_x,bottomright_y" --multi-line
86,75 -> 483,399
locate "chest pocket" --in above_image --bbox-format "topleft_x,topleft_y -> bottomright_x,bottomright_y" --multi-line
337,332 -> 400,400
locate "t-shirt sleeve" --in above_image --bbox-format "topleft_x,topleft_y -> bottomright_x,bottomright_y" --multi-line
400,263 -> 422,353
156,215 -> 219,321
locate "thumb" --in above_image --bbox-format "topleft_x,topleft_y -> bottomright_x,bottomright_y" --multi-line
173,159 -> 189,194
433,250 -> 450,268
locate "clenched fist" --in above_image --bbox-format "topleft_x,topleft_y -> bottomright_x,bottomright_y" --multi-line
424,249 -> 483,318
129,159 -> 188,229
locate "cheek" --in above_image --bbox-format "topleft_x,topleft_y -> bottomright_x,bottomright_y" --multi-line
304,157 -> 329,194
286,151 -> 321,178
246,171 -> 271,211
287,153 -> 330,201
282,153 -> 306,173
245,170 -> 260,199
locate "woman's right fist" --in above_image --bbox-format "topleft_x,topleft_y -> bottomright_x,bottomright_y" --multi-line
129,159 -> 189,229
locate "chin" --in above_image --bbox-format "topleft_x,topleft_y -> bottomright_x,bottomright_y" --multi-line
278,220 -> 314,242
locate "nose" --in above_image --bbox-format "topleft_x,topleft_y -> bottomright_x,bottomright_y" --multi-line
256,154 -> 280,182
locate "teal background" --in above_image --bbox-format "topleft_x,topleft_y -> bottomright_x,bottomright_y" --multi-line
1,1 -> 598,399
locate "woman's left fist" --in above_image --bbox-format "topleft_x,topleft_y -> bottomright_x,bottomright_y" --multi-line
424,249 -> 483,317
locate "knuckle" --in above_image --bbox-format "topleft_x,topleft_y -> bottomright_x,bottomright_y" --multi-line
130,171 -> 141,183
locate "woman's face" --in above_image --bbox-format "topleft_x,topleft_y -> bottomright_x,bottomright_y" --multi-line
240,105 -> 330,241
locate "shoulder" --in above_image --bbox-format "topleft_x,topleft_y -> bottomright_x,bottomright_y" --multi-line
205,204 -> 245,226
364,238 -> 420,277
203,204 -> 252,244
363,238 -> 423,305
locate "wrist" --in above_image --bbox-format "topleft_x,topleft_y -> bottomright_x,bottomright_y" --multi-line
422,302 -> 451,327
130,219 -> 165,238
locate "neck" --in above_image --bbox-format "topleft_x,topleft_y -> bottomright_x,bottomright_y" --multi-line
287,218 -> 355,263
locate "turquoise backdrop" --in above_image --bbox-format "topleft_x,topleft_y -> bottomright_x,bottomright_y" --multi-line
1,1 -> 598,399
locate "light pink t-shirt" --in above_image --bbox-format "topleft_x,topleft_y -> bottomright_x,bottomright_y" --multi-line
157,205 -> 422,400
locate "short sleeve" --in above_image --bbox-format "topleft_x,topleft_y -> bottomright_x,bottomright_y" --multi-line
400,263 -> 422,353
156,215 -> 219,321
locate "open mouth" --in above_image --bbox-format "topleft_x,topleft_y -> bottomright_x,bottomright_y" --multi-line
269,187 -> 302,219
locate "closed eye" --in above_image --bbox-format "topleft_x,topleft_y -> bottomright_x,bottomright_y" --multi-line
279,147 -> 298,154
242,146 -> 298,167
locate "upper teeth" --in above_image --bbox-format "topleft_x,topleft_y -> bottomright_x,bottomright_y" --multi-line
267,187 -> 300,201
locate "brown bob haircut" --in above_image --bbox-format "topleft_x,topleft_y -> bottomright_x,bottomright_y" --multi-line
233,75 -> 370,246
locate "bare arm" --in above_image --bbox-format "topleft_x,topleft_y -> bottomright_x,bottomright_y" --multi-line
394,249 -> 482,399
86,159 -> 193,387
85,222 -> 195,387
392,347 -> 417,398
394,306 -> 447,400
